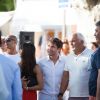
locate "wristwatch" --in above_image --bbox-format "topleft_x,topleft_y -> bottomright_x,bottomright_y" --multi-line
58,92 -> 63,97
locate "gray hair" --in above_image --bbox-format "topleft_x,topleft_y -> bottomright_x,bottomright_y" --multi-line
74,33 -> 86,45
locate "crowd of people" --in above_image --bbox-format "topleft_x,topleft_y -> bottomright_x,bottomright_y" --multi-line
0,20 -> 100,100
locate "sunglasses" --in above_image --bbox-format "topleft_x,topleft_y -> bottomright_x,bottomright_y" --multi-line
6,39 -> 15,43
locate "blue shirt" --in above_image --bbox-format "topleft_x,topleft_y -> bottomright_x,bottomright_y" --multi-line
0,54 -> 22,100
89,47 -> 100,96
0,65 -> 9,100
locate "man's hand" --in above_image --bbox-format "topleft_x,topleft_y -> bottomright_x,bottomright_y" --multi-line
21,76 -> 30,90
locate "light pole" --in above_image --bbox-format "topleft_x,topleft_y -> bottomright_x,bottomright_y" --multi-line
58,0 -> 69,40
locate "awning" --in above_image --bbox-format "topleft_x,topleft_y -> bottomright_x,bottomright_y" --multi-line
0,11 -> 14,27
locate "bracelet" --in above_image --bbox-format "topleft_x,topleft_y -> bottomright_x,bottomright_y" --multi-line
26,87 -> 28,90
58,92 -> 63,97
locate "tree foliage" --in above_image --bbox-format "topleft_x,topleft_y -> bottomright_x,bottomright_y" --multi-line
86,0 -> 100,10
0,0 -> 15,11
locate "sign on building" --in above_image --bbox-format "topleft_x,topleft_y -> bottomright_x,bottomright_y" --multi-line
58,0 -> 69,8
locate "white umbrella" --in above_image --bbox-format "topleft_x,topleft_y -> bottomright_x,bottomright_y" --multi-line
0,11 -> 13,28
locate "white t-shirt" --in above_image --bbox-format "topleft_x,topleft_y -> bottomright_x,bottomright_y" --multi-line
5,53 -> 21,64
0,48 -> 6,55
64,48 -> 93,97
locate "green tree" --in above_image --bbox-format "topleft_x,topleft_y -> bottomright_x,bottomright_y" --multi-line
86,0 -> 100,10
0,0 -> 15,11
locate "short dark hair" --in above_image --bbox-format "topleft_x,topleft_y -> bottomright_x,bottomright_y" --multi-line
63,39 -> 69,45
91,42 -> 98,48
96,20 -> 100,26
48,38 -> 63,48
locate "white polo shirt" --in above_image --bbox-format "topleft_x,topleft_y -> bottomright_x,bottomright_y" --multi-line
64,48 -> 93,97
38,56 -> 65,95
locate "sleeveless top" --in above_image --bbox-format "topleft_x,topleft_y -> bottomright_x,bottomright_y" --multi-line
20,64 -> 38,87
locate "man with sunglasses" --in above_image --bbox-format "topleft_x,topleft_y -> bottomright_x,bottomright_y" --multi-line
5,35 -> 21,64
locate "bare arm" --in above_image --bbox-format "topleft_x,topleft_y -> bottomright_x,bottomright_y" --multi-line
58,71 -> 69,100
96,69 -> 100,100
28,64 -> 43,90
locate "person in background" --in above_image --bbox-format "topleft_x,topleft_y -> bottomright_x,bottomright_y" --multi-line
91,42 -> 98,51
0,37 -> 7,54
36,35 -> 43,61
61,38 -> 70,100
0,30 -> 22,100
5,35 -> 21,64
19,42 -> 43,100
61,39 -> 70,56
58,33 -> 93,100
40,30 -> 54,57
89,20 -> 100,100
38,38 -> 65,100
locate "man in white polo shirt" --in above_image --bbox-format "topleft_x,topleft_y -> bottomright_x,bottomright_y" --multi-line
58,33 -> 93,100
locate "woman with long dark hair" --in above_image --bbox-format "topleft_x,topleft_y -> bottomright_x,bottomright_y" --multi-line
19,42 -> 43,100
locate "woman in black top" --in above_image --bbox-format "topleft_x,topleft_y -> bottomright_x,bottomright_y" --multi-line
19,42 -> 43,100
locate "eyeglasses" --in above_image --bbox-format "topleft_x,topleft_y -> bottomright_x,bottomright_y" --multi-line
6,39 -> 15,43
